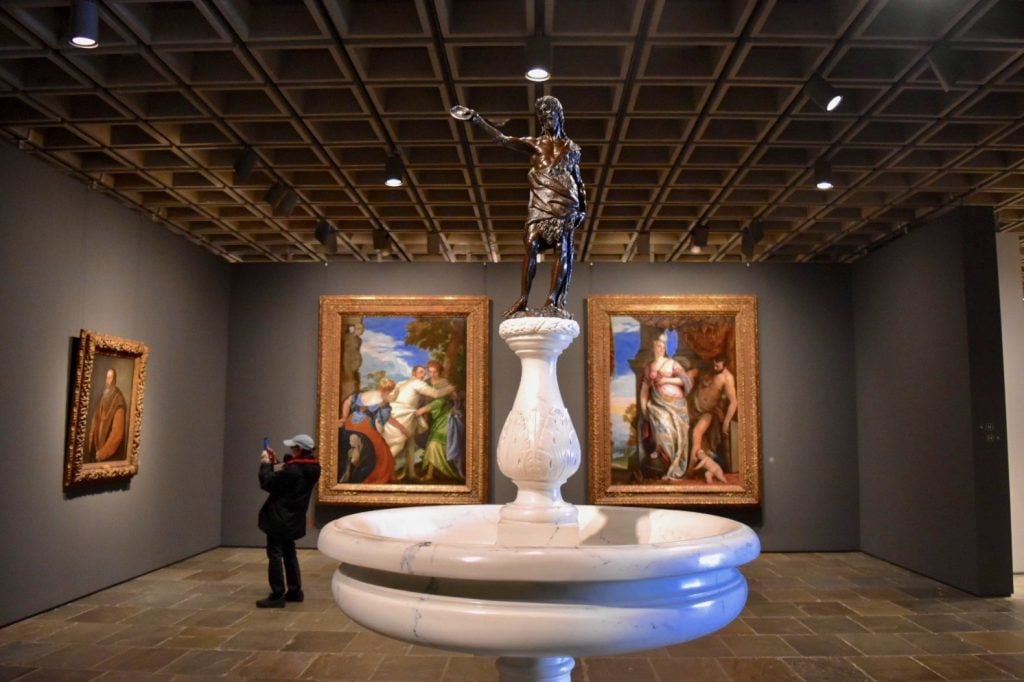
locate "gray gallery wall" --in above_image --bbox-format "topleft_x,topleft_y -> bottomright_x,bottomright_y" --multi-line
220,259 -> 860,552
853,207 -> 1012,596
996,234 -> 1024,572
0,144 -> 232,626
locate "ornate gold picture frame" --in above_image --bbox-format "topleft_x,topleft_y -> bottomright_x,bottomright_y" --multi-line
64,330 -> 149,488
317,296 -> 489,506
587,296 -> 761,506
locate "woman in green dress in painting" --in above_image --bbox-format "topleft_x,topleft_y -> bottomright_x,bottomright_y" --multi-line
416,360 -> 464,482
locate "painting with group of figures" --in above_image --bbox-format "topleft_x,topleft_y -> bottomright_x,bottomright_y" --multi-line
587,296 -> 762,506
316,296 -> 489,506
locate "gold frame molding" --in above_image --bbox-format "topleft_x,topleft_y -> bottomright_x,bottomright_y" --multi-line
317,295 -> 489,506
587,295 -> 761,506
64,330 -> 149,488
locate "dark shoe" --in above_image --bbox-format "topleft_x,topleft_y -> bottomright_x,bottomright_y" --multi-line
284,589 -> 304,602
256,594 -> 285,608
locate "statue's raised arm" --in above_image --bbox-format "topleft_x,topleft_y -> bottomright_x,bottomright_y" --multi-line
451,96 -> 586,319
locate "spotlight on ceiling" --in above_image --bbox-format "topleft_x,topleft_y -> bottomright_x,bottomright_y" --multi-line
742,220 -> 763,259
69,0 -> 99,48
814,159 -> 835,190
805,73 -> 842,112
315,219 -> 338,254
427,231 -> 443,257
233,147 -> 258,184
690,222 -> 709,253
384,151 -> 404,187
525,35 -> 552,82
372,229 -> 390,253
263,182 -> 287,207
635,231 -> 650,257
274,188 -> 299,217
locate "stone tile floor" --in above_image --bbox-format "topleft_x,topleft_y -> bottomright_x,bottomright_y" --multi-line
0,549 -> 1022,680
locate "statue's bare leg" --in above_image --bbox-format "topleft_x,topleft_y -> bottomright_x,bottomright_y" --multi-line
505,234 -> 539,317
554,228 -> 575,309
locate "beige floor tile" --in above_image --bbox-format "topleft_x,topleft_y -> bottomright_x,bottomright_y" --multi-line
24,643 -> 125,669
743,617 -> 814,635
300,652 -> 383,679
840,632 -> 927,655
344,632 -> 411,656
282,629 -> 356,653
97,625 -> 182,648
850,655 -> 944,681
222,628 -> 296,651
719,634 -> 799,657
442,655 -> 499,681
581,656 -> 657,682
915,653 -> 1013,679
649,656 -> 729,681
232,649 -> 317,678
716,657 -> 802,681
371,654 -> 450,681
959,630 -> 1024,653
980,652 -> 1024,676
11,669 -> 102,681
158,648 -> 253,675
897,632 -> 986,654
784,657 -> 870,681
93,646 -> 185,673
780,634 -> 861,657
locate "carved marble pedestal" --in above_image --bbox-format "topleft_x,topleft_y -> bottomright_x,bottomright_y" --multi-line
496,317 -> 580,546
318,317 -> 760,682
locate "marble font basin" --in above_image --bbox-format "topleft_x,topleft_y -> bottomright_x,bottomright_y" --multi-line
318,504 -> 760,659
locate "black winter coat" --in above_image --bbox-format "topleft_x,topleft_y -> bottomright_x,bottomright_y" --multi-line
258,456 -> 321,540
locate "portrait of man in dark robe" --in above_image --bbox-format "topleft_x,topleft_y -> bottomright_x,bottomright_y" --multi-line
85,357 -> 131,463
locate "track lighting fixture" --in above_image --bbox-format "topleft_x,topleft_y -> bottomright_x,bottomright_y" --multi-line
233,147 -> 258,184
805,73 -> 842,112
275,189 -> 299,216
384,151 -> 404,187
635,231 -> 650,257
427,231 -> 443,256
315,219 -> 338,254
372,229 -> 390,253
525,35 -> 552,82
814,159 -> 834,190
690,222 -> 709,253
69,0 -> 99,49
263,183 -> 299,216
742,220 -> 763,258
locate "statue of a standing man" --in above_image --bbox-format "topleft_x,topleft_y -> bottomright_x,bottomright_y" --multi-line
452,96 -> 586,318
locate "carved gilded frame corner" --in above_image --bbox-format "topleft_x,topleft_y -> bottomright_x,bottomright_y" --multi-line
64,330 -> 149,488
586,296 -> 761,506
317,296 -> 490,506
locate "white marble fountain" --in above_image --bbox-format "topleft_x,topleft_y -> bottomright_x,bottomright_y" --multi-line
319,317 -> 760,682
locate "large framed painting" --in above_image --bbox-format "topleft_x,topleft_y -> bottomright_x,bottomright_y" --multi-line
64,330 -> 149,488
587,296 -> 761,506
317,296 -> 489,505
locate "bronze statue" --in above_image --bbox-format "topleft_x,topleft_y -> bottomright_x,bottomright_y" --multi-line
451,97 -> 586,318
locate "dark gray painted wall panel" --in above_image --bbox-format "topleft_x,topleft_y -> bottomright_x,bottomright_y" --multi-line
854,208 -> 1011,595
221,260 -> 860,552
0,145 -> 231,626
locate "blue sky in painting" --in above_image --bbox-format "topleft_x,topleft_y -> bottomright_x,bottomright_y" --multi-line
359,316 -> 431,382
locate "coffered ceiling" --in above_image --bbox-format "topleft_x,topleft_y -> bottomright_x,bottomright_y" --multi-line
1,0 -> 1022,271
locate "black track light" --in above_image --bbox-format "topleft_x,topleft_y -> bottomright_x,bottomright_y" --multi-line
263,182 -> 287,207
525,35 -> 552,82
372,229 -> 390,253
814,159 -> 834,190
742,220 -> 763,258
805,73 -> 842,112
69,0 -> 99,49
635,231 -> 650,256
384,152 -> 404,187
233,147 -> 258,184
691,222 -> 709,253
427,231 -> 443,256
315,219 -> 338,254
275,189 -> 299,217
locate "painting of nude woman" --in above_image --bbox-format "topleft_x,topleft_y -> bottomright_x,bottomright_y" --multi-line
587,296 -> 761,506
316,296 -> 489,506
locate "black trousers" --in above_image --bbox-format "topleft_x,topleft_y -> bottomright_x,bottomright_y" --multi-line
265,535 -> 300,597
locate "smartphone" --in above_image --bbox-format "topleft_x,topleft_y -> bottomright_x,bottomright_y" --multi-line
263,437 -> 270,450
